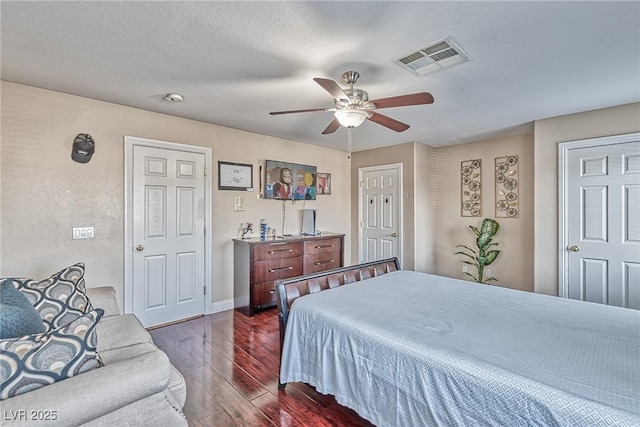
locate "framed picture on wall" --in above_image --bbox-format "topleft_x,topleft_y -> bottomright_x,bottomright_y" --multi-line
218,161 -> 253,191
265,160 -> 317,200
317,172 -> 331,195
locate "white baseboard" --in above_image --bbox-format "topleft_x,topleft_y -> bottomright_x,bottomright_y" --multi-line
208,298 -> 234,315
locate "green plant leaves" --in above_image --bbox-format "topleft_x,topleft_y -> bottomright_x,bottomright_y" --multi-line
455,218 -> 501,283
480,218 -> 500,235
485,250 -> 500,265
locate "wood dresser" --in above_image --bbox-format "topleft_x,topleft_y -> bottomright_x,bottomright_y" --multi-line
233,233 -> 344,316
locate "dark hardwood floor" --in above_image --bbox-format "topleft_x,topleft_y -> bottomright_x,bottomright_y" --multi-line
150,308 -> 374,427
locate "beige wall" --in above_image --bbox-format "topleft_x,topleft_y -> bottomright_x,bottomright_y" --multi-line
414,143 -> 436,273
533,102 -> 640,295
349,104 -> 639,296
3,81 -> 637,306
351,136 -> 534,292
0,81 -> 351,310
433,135 -> 535,292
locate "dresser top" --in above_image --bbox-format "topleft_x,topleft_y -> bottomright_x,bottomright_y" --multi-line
233,232 -> 344,245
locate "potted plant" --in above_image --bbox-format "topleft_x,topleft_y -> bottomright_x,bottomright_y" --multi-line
455,218 -> 501,283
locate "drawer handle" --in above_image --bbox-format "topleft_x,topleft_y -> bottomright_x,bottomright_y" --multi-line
315,244 -> 335,249
269,242 -> 288,246
268,249 -> 293,254
270,289 -> 276,294
269,266 -> 293,272
314,259 -> 335,266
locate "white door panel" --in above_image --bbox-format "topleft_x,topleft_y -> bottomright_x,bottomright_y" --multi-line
625,262 -> 640,308
359,164 -> 402,264
381,239 -> 394,259
382,194 -> 394,229
133,144 -> 206,327
562,136 -> 640,310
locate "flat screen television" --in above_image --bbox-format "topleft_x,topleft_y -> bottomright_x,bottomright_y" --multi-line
264,160 -> 317,200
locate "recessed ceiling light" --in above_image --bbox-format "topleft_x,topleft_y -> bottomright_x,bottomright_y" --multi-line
163,93 -> 184,102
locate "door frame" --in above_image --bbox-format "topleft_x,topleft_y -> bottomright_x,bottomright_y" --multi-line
358,163 -> 403,267
123,135 -> 213,315
557,131 -> 639,299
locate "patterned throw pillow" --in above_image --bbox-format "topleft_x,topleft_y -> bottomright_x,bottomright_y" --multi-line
0,308 -> 104,400
3,263 -> 93,332
0,280 -> 46,339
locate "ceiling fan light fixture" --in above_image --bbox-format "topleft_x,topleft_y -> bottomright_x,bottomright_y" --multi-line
334,109 -> 369,128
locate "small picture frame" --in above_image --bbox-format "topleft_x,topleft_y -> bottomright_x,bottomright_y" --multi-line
317,172 -> 332,195
218,161 -> 253,191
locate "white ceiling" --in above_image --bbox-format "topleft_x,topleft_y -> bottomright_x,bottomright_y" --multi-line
2,1 -> 639,152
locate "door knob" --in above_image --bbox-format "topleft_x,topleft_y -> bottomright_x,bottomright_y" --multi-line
391,232 -> 398,237
135,245 -> 144,252
568,245 -> 580,252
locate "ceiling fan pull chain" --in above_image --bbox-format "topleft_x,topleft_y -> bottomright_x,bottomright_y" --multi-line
347,128 -> 353,161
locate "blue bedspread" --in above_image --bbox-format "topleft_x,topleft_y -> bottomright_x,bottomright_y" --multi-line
280,270 -> 640,426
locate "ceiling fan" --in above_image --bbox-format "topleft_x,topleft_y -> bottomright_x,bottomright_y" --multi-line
270,71 -> 434,134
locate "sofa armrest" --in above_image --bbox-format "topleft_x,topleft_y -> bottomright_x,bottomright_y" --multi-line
86,286 -> 120,317
1,350 -> 172,426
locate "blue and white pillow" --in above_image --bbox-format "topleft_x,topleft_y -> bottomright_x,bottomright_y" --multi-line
0,280 -> 46,339
0,308 -> 104,400
3,263 -> 93,331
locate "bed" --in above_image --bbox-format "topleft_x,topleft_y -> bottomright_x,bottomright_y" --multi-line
275,258 -> 640,426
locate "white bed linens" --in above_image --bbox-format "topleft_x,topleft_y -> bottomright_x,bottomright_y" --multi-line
280,270 -> 640,426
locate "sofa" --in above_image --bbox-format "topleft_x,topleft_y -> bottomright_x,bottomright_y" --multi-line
1,284 -> 188,426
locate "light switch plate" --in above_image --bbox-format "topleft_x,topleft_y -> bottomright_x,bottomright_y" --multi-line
72,227 -> 95,239
234,195 -> 246,211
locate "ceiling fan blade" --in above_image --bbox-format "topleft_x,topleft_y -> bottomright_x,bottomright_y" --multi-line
368,111 -> 410,132
314,78 -> 349,101
270,107 -> 328,115
321,118 -> 341,135
371,92 -> 434,109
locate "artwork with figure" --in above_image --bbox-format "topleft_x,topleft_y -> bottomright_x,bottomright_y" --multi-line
317,173 -> 331,195
265,160 -> 317,200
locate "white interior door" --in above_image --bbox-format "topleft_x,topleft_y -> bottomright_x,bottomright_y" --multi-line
131,143 -> 207,327
561,135 -> 640,309
359,164 -> 402,265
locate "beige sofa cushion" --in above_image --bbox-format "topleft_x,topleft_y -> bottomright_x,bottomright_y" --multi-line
169,364 -> 187,407
99,342 -> 157,365
86,286 -> 120,317
96,314 -> 152,352
99,342 -> 186,408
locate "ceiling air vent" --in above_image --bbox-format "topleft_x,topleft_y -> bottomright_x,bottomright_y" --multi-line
395,36 -> 471,76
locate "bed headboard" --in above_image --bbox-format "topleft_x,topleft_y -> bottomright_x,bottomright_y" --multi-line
275,257 -> 399,387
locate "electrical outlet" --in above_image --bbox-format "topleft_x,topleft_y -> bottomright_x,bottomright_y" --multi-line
486,269 -> 492,277
462,266 -> 468,273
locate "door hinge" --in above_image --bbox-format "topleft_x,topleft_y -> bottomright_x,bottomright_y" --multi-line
360,221 -> 364,227
204,285 -> 207,295
204,167 -> 208,176
204,226 -> 207,236
360,181 -> 365,187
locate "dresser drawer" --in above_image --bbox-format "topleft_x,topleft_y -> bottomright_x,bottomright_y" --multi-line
253,241 -> 303,261
303,252 -> 341,274
253,281 -> 278,307
303,238 -> 342,256
253,257 -> 303,283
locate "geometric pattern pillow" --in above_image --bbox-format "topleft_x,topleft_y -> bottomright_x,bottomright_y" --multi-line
3,263 -> 93,332
0,308 -> 104,400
